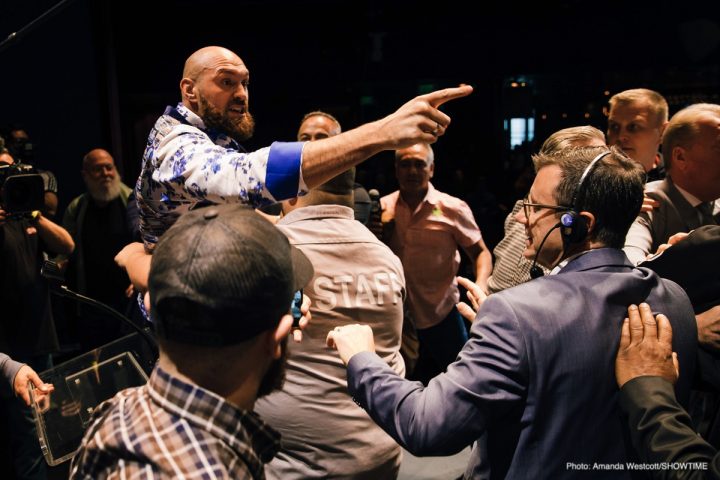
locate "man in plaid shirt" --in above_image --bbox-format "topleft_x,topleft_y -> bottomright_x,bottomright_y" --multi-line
70,204 -> 313,479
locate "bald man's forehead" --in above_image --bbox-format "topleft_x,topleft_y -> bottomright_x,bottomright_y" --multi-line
202,56 -> 247,75
184,47 -> 248,79
84,149 -> 114,167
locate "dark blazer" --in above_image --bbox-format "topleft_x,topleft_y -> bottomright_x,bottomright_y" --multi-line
620,376 -> 720,479
642,225 -> 720,444
347,248 -> 698,479
624,178 -> 716,265
641,225 -> 720,313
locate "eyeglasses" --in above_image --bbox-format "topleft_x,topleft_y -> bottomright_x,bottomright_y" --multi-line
521,197 -> 572,220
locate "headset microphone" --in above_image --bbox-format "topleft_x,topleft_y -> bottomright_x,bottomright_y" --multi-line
529,149 -> 611,279
529,221 -> 562,279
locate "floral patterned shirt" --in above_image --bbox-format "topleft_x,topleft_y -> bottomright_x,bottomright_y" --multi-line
136,103 -> 306,249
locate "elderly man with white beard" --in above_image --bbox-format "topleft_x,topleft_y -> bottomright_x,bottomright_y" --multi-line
61,148 -> 136,351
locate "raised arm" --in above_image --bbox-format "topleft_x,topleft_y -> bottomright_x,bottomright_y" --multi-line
301,85 -> 473,189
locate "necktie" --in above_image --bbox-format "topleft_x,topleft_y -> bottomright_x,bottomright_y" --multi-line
697,201 -> 718,226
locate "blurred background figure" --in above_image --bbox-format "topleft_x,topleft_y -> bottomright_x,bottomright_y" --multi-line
606,88 -> 668,181
60,148 -> 136,352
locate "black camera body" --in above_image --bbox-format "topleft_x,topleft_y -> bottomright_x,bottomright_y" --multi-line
0,163 -> 45,216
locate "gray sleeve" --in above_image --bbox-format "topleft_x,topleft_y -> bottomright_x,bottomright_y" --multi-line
0,352 -> 24,391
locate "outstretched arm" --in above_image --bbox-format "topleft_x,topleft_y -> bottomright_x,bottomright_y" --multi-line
1,354 -> 54,407
302,85 -> 473,189
326,294 -> 526,457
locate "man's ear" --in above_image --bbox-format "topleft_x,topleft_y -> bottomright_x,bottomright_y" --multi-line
266,314 -> 293,359
579,211 -> 596,236
672,145 -> 688,172
180,78 -> 197,104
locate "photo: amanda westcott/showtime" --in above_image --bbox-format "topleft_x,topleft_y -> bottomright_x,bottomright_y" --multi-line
566,462 -> 709,472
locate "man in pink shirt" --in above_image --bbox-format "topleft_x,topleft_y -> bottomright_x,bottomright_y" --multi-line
381,142 -> 492,383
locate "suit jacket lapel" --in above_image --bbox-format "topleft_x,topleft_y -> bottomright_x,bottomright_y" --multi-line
662,178 -> 704,231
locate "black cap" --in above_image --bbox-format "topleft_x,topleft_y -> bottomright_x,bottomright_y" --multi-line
149,204 -> 313,346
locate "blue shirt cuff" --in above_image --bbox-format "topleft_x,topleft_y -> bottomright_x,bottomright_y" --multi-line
266,141 -> 304,201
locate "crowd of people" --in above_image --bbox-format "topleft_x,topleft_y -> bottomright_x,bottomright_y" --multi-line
1,45 -> 719,479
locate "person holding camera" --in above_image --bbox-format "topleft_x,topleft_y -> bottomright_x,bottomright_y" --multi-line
2,127 -> 60,218
0,152 -> 74,479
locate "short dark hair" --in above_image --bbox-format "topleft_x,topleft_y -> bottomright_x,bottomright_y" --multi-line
535,146 -> 645,248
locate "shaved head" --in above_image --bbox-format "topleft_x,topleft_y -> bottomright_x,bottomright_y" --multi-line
182,46 -> 243,81
179,46 -> 254,141
82,148 -> 113,170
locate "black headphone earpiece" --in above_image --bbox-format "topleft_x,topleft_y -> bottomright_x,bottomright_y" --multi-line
560,150 -> 611,244
560,211 -> 588,244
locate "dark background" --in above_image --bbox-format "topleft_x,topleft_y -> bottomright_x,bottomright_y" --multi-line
2,0 -> 719,248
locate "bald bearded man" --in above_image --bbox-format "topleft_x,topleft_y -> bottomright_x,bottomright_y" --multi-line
135,45 -> 473,249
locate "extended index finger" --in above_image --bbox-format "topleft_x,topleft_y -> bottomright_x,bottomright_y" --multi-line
426,85 -> 473,108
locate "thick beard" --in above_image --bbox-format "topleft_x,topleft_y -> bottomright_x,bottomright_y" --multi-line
198,94 -> 255,142
256,336 -> 288,398
87,176 -> 122,204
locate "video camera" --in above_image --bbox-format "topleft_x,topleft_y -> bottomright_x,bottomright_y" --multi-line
0,163 -> 45,217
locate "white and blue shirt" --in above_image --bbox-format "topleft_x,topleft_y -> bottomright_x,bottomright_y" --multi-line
136,103 -> 306,248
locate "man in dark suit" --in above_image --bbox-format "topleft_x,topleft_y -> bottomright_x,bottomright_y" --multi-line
624,103 -> 720,265
642,225 -> 720,348
327,146 -> 698,479
616,302 -> 720,479
641,225 -> 720,449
